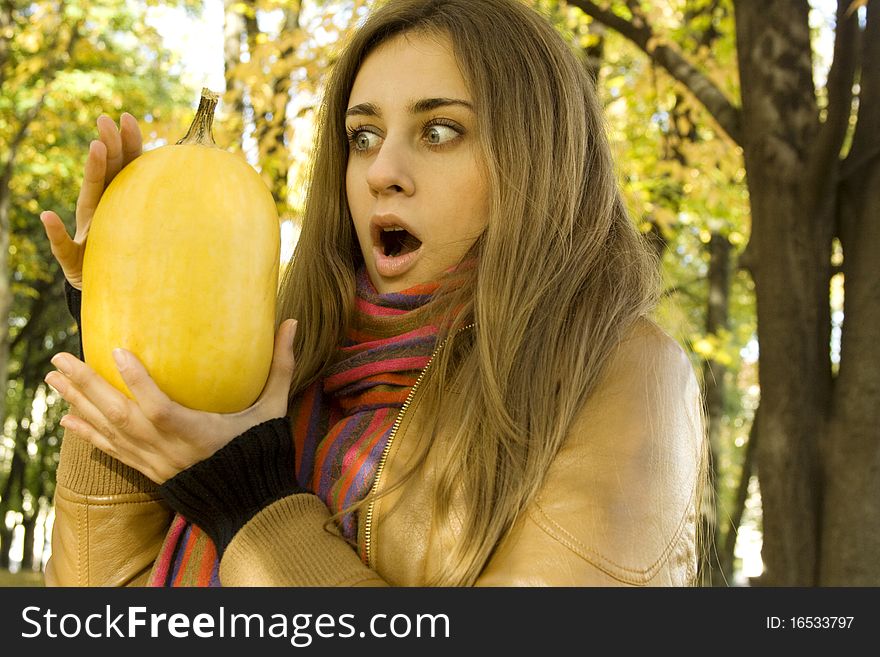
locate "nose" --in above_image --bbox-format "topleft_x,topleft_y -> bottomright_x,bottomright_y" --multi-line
366,137 -> 415,198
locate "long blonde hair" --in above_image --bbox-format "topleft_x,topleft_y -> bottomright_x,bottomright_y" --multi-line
278,0 -> 679,585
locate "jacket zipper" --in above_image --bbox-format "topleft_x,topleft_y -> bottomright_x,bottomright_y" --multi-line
363,322 -> 475,569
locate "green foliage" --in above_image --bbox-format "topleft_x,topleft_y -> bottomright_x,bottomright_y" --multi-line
1,0 -> 190,571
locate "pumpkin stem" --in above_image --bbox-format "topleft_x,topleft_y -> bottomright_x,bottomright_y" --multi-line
176,88 -> 219,147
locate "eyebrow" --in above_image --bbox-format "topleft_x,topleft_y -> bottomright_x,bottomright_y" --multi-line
345,97 -> 474,118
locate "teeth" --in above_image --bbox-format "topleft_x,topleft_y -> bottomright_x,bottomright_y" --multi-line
382,226 -> 406,232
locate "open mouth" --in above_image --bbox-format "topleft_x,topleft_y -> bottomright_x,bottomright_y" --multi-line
379,226 -> 423,258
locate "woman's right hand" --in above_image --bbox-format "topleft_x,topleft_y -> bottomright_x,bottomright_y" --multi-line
41,113 -> 143,290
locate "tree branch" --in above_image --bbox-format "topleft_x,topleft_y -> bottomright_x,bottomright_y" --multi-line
841,0 -> 880,181
566,0 -> 743,145
8,279 -> 54,354
805,0 -> 859,202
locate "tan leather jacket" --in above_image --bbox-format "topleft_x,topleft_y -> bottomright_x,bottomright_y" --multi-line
46,317 -> 703,587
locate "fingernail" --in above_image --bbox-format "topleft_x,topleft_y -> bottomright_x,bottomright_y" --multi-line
45,372 -> 64,394
50,354 -> 70,376
112,348 -> 128,371
290,320 -> 298,345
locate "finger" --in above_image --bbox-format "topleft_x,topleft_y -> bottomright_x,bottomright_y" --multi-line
46,369 -> 120,448
256,319 -> 298,407
48,352 -> 136,435
119,113 -> 143,167
40,211 -> 81,282
112,348 -> 178,430
97,114 -> 124,186
110,350 -> 229,475
59,412 -> 119,458
74,140 -> 107,239
39,210 -> 70,247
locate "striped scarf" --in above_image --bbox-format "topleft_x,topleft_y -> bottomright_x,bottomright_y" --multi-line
148,264 -> 455,586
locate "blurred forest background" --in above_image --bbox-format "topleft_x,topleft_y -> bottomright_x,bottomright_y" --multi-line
1,0 -> 877,587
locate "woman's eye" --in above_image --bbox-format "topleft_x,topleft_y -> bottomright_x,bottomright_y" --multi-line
424,124 -> 459,145
349,129 -> 380,151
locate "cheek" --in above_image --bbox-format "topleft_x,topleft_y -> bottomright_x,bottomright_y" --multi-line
345,165 -> 369,237
435,189 -> 488,250
344,165 -> 358,213
460,168 -> 490,236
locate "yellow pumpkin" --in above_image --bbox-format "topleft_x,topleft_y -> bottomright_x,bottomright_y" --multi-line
82,89 -> 280,413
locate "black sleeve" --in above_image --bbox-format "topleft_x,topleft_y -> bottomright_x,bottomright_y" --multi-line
64,280 -> 83,359
157,416 -> 311,557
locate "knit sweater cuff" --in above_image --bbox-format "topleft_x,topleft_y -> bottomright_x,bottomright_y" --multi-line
57,427 -> 159,496
157,416 -> 308,557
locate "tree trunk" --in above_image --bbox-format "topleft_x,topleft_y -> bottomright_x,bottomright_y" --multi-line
582,19 -> 605,84
572,0 -> 878,584
0,0 -> 14,427
734,0 -> 850,585
700,232 -> 732,585
822,3 -> 880,582
20,512 -> 36,571
823,160 -> 880,584
0,447 -> 23,570
0,526 -> 11,570
1,335 -> 39,572
0,163 -> 11,426
223,0 -> 250,148
725,408 -> 757,579
22,426 -> 49,573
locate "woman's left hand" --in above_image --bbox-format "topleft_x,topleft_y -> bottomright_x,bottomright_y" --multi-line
45,319 -> 298,484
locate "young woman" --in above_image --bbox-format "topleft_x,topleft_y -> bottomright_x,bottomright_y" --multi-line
41,0 -> 706,586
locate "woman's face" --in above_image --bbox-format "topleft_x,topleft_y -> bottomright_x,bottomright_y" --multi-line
345,32 -> 489,294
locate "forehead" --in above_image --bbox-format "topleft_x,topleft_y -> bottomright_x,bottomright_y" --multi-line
348,32 -> 471,106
